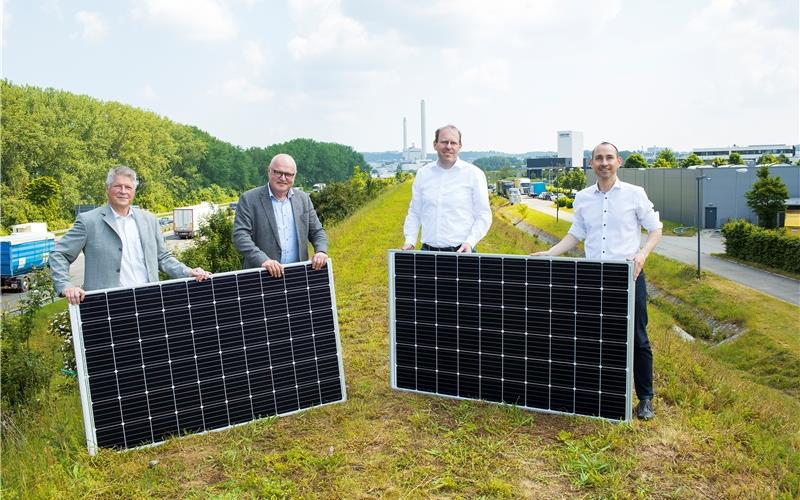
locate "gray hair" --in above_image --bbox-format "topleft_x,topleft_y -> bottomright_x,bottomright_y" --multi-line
105,166 -> 139,188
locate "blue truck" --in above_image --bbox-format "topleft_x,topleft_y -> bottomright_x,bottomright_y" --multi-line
0,228 -> 56,292
530,181 -> 547,196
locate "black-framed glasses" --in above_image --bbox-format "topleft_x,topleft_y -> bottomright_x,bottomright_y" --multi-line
270,169 -> 296,179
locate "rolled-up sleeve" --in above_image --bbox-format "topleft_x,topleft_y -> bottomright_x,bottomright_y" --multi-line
636,188 -> 663,232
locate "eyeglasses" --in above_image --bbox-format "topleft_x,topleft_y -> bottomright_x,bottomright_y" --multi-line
270,169 -> 296,179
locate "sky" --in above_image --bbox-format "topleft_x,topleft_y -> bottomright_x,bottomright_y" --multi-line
2,0 -> 798,153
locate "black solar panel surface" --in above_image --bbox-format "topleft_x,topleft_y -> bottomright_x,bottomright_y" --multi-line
390,252 -> 632,421
73,264 -> 344,451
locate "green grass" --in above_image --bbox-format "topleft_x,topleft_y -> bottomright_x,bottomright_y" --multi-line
660,219 -> 697,237
2,181 -> 799,498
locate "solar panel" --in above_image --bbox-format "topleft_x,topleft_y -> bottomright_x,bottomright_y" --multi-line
388,251 -> 634,422
69,262 -> 346,455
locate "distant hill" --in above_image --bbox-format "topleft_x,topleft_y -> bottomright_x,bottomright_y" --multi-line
361,150 -> 558,163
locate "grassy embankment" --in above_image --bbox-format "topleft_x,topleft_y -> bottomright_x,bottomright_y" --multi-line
2,182 -> 798,498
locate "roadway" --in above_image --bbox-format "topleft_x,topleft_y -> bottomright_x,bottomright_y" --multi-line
521,197 -> 800,306
0,231 -> 195,313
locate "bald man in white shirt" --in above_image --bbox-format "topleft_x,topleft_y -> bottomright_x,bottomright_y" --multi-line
402,125 -> 492,253
533,142 -> 663,420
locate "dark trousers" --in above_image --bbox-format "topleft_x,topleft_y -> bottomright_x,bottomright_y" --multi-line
634,272 -> 654,400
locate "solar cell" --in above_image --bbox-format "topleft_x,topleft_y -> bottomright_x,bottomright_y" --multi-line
388,251 -> 634,422
69,262 -> 346,455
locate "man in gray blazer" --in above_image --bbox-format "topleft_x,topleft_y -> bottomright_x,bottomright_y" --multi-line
50,166 -> 210,304
233,153 -> 328,278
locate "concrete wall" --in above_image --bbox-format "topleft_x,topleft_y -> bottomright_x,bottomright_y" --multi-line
585,166 -> 800,229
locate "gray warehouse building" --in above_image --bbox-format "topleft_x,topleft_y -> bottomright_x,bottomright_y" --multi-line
586,166 -> 800,229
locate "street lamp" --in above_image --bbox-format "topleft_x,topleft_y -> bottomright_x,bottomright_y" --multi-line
695,174 -> 709,278
735,168 -> 748,220
555,168 -> 563,222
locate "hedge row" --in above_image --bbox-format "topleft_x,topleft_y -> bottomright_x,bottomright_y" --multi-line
721,219 -> 800,274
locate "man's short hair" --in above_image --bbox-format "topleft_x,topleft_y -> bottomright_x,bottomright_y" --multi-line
106,165 -> 139,188
434,125 -> 462,144
591,142 -> 620,158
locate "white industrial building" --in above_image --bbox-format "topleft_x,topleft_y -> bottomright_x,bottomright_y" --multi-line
557,130 -> 584,168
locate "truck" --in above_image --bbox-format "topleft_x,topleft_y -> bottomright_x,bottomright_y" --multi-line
1,224 -> 56,292
530,181 -> 547,196
173,202 -> 215,239
514,177 -> 532,195
495,180 -> 514,197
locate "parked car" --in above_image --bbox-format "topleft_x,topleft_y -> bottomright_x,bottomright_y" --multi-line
538,192 -> 553,200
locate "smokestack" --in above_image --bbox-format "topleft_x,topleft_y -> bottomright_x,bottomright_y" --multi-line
403,117 -> 408,153
420,99 -> 427,160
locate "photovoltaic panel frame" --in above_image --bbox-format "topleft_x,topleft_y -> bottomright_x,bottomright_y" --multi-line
69,261 -> 346,455
388,250 -> 634,422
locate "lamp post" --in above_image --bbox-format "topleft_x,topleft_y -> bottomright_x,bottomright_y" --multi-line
555,168 -> 563,222
695,174 -> 709,278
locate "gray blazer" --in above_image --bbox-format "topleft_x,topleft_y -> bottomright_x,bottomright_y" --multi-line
49,205 -> 191,295
233,186 -> 328,269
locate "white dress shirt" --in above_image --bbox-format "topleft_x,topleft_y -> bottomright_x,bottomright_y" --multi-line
113,208 -> 149,287
568,179 -> 662,260
403,158 -> 492,248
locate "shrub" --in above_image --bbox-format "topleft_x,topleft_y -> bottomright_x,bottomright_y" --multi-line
0,271 -> 56,410
176,209 -> 242,273
721,219 -> 800,274
49,310 -> 75,373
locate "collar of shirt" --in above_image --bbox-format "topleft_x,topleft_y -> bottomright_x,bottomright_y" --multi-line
268,185 -> 294,201
111,206 -> 133,219
435,158 -> 464,171
591,177 -> 622,194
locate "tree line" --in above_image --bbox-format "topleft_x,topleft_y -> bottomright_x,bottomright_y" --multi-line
0,81 -> 366,230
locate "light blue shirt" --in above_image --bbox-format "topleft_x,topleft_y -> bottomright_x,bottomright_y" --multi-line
269,186 -> 299,264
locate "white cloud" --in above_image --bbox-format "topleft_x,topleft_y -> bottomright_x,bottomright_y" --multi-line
75,11 -> 108,41
287,0 -> 415,67
460,60 -> 511,93
139,84 -> 157,100
132,0 -> 237,41
242,40 -> 268,70
220,77 -> 274,102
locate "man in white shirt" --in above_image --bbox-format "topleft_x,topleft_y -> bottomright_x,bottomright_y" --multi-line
50,166 -> 210,304
402,125 -> 492,252
532,142 -> 663,420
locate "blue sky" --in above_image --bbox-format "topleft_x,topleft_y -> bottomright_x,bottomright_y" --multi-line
3,0 -> 798,153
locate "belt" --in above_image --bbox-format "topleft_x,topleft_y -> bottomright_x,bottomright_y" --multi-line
421,243 -> 461,252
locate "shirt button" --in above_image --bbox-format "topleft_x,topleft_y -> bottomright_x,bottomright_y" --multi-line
116,269 -> 121,273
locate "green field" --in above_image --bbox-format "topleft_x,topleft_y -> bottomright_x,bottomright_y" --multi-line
2,182 -> 798,498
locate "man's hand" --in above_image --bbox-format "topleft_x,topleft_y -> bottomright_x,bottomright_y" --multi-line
189,267 -> 211,281
262,258 -> 284,278
401,244 -> 415,250
63,286 -> 86,305
311,252 -> 328,271
456,243 -> 472,253
630,252 -> 647,279
530,250 -> 550,256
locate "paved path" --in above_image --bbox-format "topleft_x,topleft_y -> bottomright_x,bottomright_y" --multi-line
521,197 -> 800,306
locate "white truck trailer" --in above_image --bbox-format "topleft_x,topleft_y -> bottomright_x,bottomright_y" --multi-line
173,202 -> 215,239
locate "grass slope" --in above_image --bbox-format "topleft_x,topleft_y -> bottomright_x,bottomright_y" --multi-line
2,183 -> 798,498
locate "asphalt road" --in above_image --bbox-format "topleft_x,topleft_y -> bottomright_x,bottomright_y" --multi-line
521,197 -> 800,306
0,231 -> 194,313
